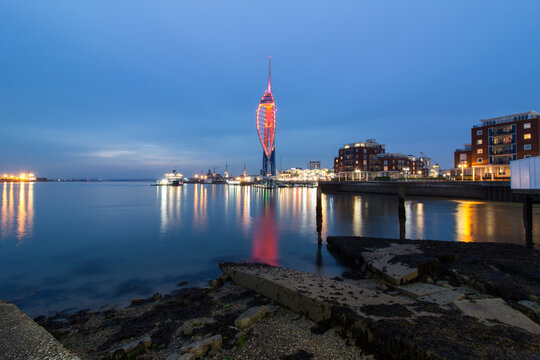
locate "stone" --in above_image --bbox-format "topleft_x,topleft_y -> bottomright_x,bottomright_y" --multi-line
183,325 -> 194,337
179,354 -> 195,360
167,353 -> 194,360
180,335 -> 222,358
234,305 -> 271,329
150,292 -> 162,301
177,280 -> 189,286
131,298 -> 146,306
453,298 -> 540,335
109,335 -> 152,358
360,243 -> 422,285
418,289 -> 465,306
518,300 -> 540,317
396,283 -> 446,298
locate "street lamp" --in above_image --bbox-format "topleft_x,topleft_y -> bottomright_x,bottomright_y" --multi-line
403,167 -> 409,181
458,161 -> 467,181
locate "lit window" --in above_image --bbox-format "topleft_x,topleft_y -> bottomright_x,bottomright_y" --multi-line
477,149 -> 483,154
524,133 -> 531,140
524,123 -> 531,129
477,139 -> 483,145
524,144 -> 531,150
476,130 -> 483,135
477,158 -> 483,163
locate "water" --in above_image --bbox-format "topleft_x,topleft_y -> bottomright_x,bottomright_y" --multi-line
0,182 -> 538,316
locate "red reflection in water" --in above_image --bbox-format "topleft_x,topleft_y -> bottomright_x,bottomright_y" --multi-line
252,206 -> 279,266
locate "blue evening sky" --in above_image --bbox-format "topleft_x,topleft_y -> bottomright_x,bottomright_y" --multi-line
1,1 -> 539,178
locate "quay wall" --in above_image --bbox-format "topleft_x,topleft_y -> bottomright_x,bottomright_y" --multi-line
319,181 -> 522,202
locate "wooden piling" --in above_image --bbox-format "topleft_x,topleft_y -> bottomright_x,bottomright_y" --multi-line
398,187 -> 406,240
523,195 -> 533,248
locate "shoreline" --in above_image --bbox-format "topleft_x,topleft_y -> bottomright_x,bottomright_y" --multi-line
1,237 -> 539,359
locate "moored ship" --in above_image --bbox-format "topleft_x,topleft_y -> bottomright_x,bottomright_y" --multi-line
156,169 -> 184,186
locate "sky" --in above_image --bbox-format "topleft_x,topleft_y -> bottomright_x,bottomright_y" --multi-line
1,1 -> 540,178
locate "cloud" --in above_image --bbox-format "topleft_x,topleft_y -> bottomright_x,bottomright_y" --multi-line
83,143 -> 202,167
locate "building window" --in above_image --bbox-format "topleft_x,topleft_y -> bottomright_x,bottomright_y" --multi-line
525,155 -> 532,158
524,123 -> 531,129
477,139 -> 483,145
524,144 -> 532,150
524,133 -> 531,140
459,153 -> 467,161
476,130 -> 483,135
477,149 -> 483,154
477,158 -> 483,163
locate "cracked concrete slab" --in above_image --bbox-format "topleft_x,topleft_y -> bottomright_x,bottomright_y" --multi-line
0,300 -> 80,360
361,243 -> 421,284
453,298 -> 540,335
220,262 -> 540,360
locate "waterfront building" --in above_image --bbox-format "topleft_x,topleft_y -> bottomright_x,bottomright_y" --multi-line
453,111 -> 540,180
333,139 -> 431,180
308,161 -> 321,170
278,168 -> 334,181
256,56 -> 277,177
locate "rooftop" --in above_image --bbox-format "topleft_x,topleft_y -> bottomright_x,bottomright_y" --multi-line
475,111 -> 540,128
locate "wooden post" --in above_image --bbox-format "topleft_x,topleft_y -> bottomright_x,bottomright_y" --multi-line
398,187 -> 406,240
316,186 -> 323,266
524,195 -> 533,248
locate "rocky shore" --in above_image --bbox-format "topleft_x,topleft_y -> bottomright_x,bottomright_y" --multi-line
33,276 -> 369,360
4,236 -> 540,359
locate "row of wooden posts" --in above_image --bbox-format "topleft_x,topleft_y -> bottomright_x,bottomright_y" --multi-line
316,186 -> 534,248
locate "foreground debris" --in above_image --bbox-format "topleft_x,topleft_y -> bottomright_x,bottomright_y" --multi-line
32,278 -> 369,360
220,257 -> 540,359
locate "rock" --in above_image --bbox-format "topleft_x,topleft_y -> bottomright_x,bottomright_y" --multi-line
167,353 -> 194,360
150,292 -> 162,301
183,326 -> 194,337
235,305 -> 272,329
436,280 -> 449,287
425,276 -> 433,283
418,289 -> 465,306
209,278 -> 224,288
131,298 -> 146,306
180,335 -> 222,358
453,298 -> 540,335
109,336 -> 151,358
518,300 -> 540,317
396,283 -> 446,299
177,281 -> 189,286
179,354 -> 195,360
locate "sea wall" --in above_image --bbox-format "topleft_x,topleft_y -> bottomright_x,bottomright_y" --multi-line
320,181 -> 522,202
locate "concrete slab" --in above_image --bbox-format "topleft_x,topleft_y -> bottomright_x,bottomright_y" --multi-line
396,283 -> 446,298
220,263 -> 540,359
0,300 -> 80,360
360,243 -> 421,285
453,298 -> 540,335
419,289 -> 466,306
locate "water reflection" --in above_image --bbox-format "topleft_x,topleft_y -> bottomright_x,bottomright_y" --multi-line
251,190 -> 279,265
0,182 -> 34,243
158,186 -> 182,234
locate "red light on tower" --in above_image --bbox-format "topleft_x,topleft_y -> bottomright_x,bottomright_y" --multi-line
256,56 -> 276,176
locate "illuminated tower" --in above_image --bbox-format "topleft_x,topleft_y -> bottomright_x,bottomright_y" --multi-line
256,56 -> 276,177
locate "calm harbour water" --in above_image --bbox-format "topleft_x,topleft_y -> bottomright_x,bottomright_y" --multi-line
0,182 -> 538,316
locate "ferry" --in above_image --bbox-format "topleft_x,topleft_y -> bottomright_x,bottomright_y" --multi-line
156,169 -> 184,186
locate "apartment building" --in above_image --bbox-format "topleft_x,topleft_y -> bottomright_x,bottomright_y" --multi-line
454,111 -> 540,180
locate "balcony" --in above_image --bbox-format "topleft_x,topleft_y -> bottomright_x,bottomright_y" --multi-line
492,147 -> 513,155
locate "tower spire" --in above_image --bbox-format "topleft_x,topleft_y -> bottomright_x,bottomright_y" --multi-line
267,55 -> 272,93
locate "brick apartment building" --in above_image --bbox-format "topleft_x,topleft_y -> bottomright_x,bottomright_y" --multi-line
334,139 -> 430,180
454,111 -> 540,180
